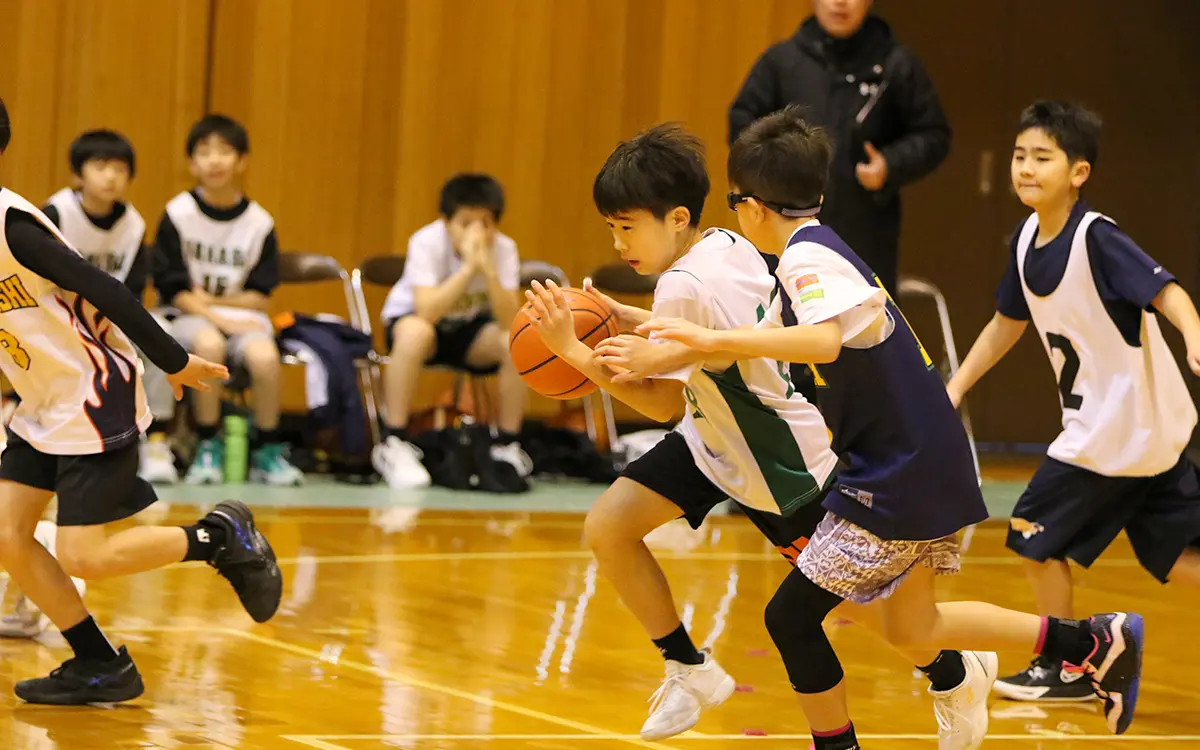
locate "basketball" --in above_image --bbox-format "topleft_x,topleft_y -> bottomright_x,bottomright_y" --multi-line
509,287 -> 618,399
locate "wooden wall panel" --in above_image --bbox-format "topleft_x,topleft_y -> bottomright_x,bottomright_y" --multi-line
0,0 -> 211,229
207,0 -> 810,416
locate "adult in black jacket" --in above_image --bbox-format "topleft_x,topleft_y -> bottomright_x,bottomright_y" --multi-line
729,0 -> 950,296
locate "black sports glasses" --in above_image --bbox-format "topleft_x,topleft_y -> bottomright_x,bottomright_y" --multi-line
726,191 -> 821,218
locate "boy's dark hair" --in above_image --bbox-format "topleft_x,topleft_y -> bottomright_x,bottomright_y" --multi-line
186,114 -> 250,157
69,129 -> 136,178
1017,100 -> 1102,166
439,174 -> 505,221
728,104 -> 831,213
593,124 -> 709,227
0,97 -> 10,152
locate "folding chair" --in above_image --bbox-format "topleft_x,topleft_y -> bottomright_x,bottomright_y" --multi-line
352,255 -> 495,428
898,274 -> 982,549
274,251 -> 382,446
586,263 -> 662,456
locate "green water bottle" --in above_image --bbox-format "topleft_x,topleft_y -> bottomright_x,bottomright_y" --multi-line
224,415 -> 249,484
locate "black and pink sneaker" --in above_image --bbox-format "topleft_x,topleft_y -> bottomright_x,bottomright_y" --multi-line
1069,612 -> 1144,734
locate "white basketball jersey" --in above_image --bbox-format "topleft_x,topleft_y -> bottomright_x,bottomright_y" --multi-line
655,229 -> 839,516
165,191 -> 273,297
1017,211 -> 1195,476
0,189 -> 150,454
45,188 -> 145,283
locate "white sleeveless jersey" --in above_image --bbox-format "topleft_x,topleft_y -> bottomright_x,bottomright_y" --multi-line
165,191 -> 273,297
653,229 -> 838,516
45,188 -> 145,283
0,189 -> 150,454
1017,211 -> 1195,476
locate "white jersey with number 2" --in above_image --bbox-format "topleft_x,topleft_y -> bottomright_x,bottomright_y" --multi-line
1016,211 -> 1194,476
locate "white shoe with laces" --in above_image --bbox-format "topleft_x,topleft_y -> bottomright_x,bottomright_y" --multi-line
372,436 -> 432,489
640,651 -> 735,741
139,436 -> 179,484
930,650 -> 998,750
490,441 -> 534,478
0,522 -> 87,639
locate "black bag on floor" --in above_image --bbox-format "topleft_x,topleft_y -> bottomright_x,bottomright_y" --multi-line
519,424 -> 620,484
411,423 -> 528,494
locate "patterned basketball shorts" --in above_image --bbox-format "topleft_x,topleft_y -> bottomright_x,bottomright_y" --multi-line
797,512 -> 961,604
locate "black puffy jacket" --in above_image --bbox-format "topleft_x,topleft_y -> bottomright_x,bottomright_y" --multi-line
729,16 -> 950,295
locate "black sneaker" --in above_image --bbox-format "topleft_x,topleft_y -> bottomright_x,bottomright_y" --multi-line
992,655 -> 1096,702
14,646 -> 143,705
1081,612 -> 1144,735
203,500 -> 283,623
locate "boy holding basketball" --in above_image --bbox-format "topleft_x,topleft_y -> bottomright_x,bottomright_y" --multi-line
525,123 -> 996,748
629,105 -> 1144,745
947,101 -> 1200,702
376,174 -> 531,492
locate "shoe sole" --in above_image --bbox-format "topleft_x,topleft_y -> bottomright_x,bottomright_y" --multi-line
639,672 -> 736,741
15,675 -> 145,705
1101,613 -> 1144,735
212,501 -> 284,623
991,680 -> 1098,702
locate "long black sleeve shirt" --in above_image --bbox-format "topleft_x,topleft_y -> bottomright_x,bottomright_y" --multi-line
4,210 -> 188,374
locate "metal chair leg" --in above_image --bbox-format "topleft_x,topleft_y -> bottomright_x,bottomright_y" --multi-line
898,277 -> 981,483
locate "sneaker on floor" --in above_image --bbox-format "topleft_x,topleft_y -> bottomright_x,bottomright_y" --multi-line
250,443 -> 304,486
185,438 -> 224,485
992,655 -> 1095,702
490,441 -> 534,478
931,650 -> 997,750
0,597 -> 49,639
372,436 -> 432,489
640,651 -> 736,741
139,435 -> 179,484
14,646 -> 143,705
1078,612 -> 1144,734
32,520 -> 88,599
202,500 -> 283,623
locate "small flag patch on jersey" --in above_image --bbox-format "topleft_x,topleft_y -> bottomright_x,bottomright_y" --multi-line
794,273 -> 824,303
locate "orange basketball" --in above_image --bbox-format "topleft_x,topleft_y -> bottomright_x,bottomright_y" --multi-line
509,288 -> 619,399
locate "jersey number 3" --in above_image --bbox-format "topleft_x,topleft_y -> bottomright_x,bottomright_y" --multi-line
1047,333 -> 1083,410
0,330 -> 31,370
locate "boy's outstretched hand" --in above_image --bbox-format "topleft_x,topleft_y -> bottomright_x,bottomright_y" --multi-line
167,354 -> 230,400
637,317 -> 722,352
525,279 -> 579,355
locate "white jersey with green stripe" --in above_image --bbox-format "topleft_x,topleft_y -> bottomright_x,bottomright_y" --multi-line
651,228 -> 838,517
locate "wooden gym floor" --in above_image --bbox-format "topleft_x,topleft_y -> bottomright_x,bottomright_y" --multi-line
0,464 -> 1195,749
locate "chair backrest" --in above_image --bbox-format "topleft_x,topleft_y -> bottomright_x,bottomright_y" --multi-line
588,262 -> 658,295
278,251 -> 348,284
519,260 -> 570,289
276,251 -> 362,330
359,255 -> 407,288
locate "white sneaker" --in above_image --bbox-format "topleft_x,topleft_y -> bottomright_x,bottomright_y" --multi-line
139,436 -> 179,484
931,650 -> 998,750
640,652 -> 736,741
0,597 -> 49,638
372,436 -> 432,489
490,441 -> 534,477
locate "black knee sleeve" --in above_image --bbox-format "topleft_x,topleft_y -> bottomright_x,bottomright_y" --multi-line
763,569 -> 846,694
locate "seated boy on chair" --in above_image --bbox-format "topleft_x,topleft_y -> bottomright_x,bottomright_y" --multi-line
153,114 -> 302,487
374,174 -> 530,491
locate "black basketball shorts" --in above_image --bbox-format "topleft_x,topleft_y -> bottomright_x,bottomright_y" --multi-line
385,313 -> 501,376
1006,455 -> 1200,582
0,432 -> 159,527
621,431 -> 827,564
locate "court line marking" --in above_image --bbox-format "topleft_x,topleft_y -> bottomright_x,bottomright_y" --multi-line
254,550 -> 1143,568
220,628 -> 676,750
281,733 -> 1200,743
